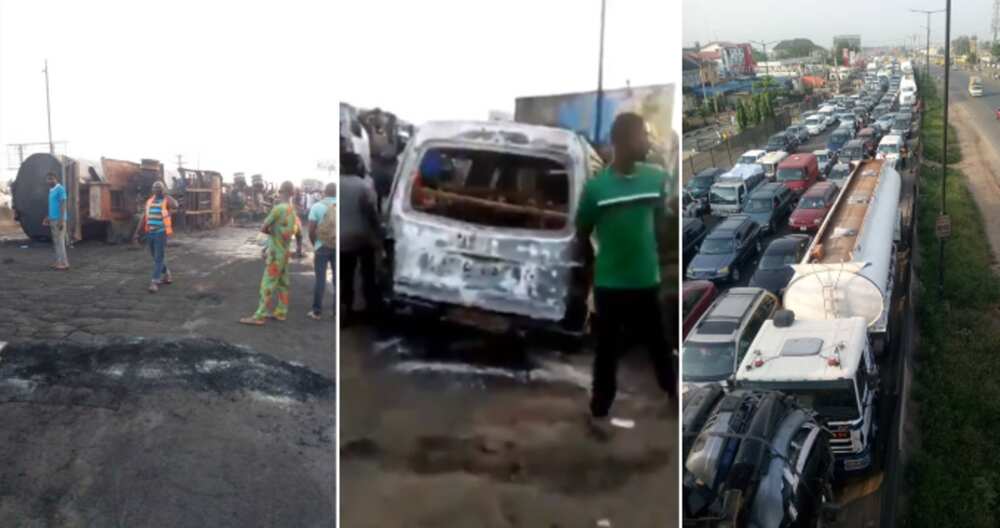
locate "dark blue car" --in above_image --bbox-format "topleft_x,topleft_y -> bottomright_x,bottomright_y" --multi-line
826,129 -> 852,154
685,215 -> 763,283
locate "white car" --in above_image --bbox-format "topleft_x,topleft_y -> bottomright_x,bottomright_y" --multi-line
736,149 -> 767,166
804,115 -> 825,136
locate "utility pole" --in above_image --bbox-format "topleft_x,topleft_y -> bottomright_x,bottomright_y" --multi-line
593,0 -> 607,146
42,60 -> 54,155
940,0 -> 952,298
751,40 -> 779,79
176,154 -> 184,169
993,0 -> 1000,45
912,8 -> 945,80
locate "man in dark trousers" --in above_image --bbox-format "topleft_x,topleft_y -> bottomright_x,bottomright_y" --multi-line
576,112 -> 677,431
338,150 -> 381,326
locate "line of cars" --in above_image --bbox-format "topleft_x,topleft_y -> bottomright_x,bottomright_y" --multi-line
682,59 -> 916,496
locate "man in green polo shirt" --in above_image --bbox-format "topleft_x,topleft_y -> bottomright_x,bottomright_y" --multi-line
576,112 -> 676,424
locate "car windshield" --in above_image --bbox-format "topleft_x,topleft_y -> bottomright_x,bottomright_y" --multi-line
710,186 -> 738,204
738,155 -> 758,165
879,143 -> 900,154
843,147 -> 863,160
798,196 -> 828,209
831,133 -> 849,144
830,166 -> 850,180
816,153 -> 829,164
776,167 -> 805,182
767,135 -> 786,146
683,341 -> 736,381
688,175 -> 714,190
759,250 -> 798,270
806,117 -> 821,125
683,288 -> 708,317
747,381 -> 860,420
893,119 -> 909,130
745,198 -> 772,213
699,237 -> 734,255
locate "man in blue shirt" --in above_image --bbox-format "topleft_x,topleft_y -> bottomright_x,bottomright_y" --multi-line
307,182 -> 337,320
41,172 -> 69,270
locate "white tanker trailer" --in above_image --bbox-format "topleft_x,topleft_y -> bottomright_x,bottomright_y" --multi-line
782,159 -> 901,354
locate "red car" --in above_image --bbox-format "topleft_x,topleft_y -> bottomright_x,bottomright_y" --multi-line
776,153 -> 820,197
683,280 -> 718,339
788,182 -> 839,233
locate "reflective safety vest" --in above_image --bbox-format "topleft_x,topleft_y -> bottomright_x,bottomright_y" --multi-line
144,195 -> 173,236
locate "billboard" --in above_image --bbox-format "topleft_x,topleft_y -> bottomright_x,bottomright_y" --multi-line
514,83 -> 677,179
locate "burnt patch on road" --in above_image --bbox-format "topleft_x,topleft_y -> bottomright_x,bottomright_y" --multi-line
0,337 -> 334,409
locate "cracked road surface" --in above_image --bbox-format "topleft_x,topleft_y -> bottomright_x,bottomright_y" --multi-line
0,225 -> 334,527
340,323 -> 678,528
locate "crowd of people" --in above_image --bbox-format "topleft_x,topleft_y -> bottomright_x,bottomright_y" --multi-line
43,171 -> 338,325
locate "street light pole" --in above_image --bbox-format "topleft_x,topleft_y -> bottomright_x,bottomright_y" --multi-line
593,0 -> 607,146
940,0 -> 952,298
911,9 -> 945,85
43,59 -> 54,155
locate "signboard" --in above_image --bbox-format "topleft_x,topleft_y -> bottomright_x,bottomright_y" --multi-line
935,214 -> 952,239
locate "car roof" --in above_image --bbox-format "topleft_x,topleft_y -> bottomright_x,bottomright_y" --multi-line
709,214 -> 752,235
695,167 -> 726,178
683,280 -> 715,295
749,182 -> 785,197
879,135 -> 902,144
844,139 -> 864,147
812,149 -> 830,155
765,235 -> 808,253
778,153 -> 815,169
697,287 -> 766,327
803,181 -> 835,196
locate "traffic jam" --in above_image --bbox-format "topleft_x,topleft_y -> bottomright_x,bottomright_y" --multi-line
682,56 -> 918,524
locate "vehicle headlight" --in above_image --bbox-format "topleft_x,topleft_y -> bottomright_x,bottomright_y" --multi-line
718,266 -> 730,275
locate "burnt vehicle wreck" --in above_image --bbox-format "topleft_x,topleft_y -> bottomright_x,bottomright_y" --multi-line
380,120 -> 605,340
683,387 -> 841,527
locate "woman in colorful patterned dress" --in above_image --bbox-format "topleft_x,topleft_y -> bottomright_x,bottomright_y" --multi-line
240,181 -> 302,325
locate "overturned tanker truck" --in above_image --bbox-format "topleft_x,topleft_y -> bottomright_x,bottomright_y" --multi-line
11,153 -> 223,243
683,386 -> 840,527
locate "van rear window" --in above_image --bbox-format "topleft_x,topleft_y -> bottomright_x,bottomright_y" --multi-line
410,148 -> 570,230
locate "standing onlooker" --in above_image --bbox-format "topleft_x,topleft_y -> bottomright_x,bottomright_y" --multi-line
41,172 -> 69,270
132,181 -> 179,292
240,181 -> 302,325
307,182 -> 337,320
339,151 -> 381,326
575,112 -> 677,430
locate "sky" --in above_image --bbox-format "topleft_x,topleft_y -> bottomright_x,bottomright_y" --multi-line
0,0 -> 336,185
337,0 -> 679,129
683,0 -> 995,51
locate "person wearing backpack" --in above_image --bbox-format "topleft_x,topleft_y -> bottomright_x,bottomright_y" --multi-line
307,181 -> 338,320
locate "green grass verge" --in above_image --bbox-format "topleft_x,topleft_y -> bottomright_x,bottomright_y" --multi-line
905,75 -> 1000,527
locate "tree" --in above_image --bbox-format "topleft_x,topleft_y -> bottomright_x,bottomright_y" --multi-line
736,100 -> 749,129
954,36 -> 971,57
992,42 -> 1000,59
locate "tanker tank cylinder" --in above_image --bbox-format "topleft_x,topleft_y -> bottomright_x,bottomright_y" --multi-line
11,153 -> 65,241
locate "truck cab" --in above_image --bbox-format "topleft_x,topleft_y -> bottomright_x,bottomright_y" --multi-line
736,314 -> 879,475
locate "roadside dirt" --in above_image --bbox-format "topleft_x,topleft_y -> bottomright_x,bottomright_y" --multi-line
951,103 -> 1000,267
340,325 -> 677,528
0,226 -> 335,526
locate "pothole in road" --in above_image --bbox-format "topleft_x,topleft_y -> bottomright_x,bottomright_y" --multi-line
0,337 -> 333,409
